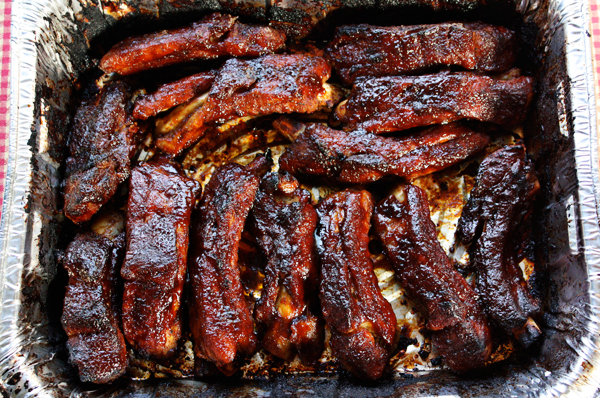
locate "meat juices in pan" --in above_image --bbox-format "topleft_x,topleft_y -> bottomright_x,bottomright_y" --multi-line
326,22 -> 516,85
133,70 -> 216,120
121,158 -> 201,358
155,54 -> 340,156
250,172 -> 324,365
457,144 -> 541,346
316,190 -> 398,380
333,71 -> 533,133
279,122 -> 490,184
188,163 -> 260,376
63,81 -> 137,224
61,212 -> 127,384
373,185 -> 493,373
99,13 -> 286,76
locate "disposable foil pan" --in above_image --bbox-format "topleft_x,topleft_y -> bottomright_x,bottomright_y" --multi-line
3,0 -> 600,396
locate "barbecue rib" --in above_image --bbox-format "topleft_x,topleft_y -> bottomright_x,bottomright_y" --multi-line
155,54 -> 341,156
456,144 -> 541,346
99,13 -> 286,75
63,80 -> 137,223
189,163 -> 260,375
316,190 -> 397,380
61,212 -> 127,384
121,158 -> 201,358
279,123 -> 490,184
133,70 -> 216,120
373,185 -> 493,373
326,22 -> 516,85
333,71 -> 533,133
250,172 -> 324,364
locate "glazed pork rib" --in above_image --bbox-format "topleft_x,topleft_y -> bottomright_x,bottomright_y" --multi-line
63,80 -> 137,223
279,122 -> 490,184
250,172 -> 324,365
61,212 -> 127,384
457,144 -> 541,346
155,54 -> 341,156
326,22 -> 516,85
333,71 -> 533,133
133,70 -> 216,120
99,13 -> 286,76
316,190 -> 397,380
373,184 -> 493,373
189,163 -> 260,375
121,158 -> 201,358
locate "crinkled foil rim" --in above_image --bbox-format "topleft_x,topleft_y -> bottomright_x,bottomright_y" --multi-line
2,0 -> 600,396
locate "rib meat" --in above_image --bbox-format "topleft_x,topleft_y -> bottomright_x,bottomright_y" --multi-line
316,190 -> 397,380
61,212 -> 127,383
333,71 -> 533,133
100,13 -> 286,75
279,122 -> 490,184
189,163 -> 260,375
250,172 -> 324,364
121,158 -> 201,358
373,185 -> 493,373
155,54 -> 340,156
326,22 -> 516,85
133,70 -> 216,120
456,144 -> 541,346
63,80 -> 137,223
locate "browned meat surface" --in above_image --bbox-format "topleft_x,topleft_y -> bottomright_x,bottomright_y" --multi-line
333,71 -> 533,133
100,13 -> 286,75
133,70 -> 216,120
316,190 -> 397,380
279,122 -> 490,184
189,163 -> 259,375
326,22 -> 516,85
63,81 -> 136,224
376,0 -> 501,11
373,185 -> 493,373
155,54 -> 339,156
457,144 -> 541,346
121,158 -> 201,358
61,216 -> 127,383
250,172 -> 324,364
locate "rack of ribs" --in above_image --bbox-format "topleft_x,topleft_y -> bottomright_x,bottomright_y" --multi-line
61,211 -> 128,384
333,71 -> 533,133
316,190 -> 397,380
121,157 -> 201,358
250,172 -> 324,365
456,144 -> 541,346
133,70 -> 216,120
99,13 -> 286,76
326,22 -> 516,85
189,163 -> 260,375
373,184 -> 493,373
155,54 -> 342,156
63,80 -> 137,223
279,122 -> 490,184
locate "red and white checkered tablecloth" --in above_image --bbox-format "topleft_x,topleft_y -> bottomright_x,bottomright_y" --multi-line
0,0 -> 9,222
0,1 -> 597,223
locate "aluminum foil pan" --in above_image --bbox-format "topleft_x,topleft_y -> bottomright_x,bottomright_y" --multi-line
3,0 -> 600,396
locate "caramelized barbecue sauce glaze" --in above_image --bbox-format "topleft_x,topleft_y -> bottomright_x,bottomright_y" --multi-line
316,190 -> 398,380
250,172 -> 324,365
155,54 -> 333,156
373,185 -> 493,373
326,22 -> 516,85
61,4 -> 544,384
121,158 -> 201,358
333,71 -> 534,133
279,122 -> 491,184
100,13 -> 286,76
188,163 -> 260,376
